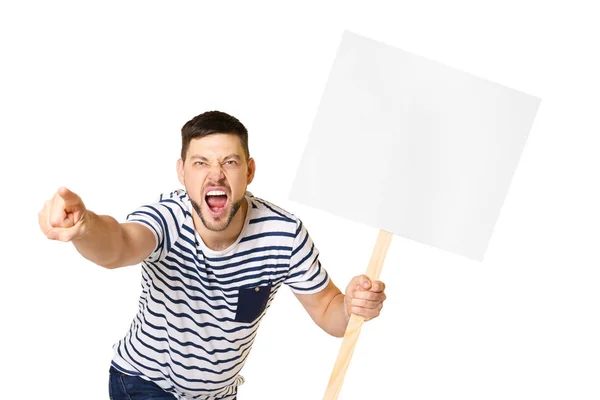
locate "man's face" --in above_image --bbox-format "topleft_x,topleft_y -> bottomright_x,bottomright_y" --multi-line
177,134 -> 255,232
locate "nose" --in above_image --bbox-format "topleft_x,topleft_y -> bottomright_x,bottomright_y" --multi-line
207,164 -> 225,181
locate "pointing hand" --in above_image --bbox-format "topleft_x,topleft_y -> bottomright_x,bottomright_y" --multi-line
38,187 -> 88,242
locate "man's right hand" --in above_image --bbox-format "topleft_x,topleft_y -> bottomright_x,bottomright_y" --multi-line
38,187 -> 89,242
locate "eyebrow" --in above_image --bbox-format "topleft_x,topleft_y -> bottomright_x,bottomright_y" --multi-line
189,154 -> 241,161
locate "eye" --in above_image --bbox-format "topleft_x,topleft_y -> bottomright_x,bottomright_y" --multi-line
223,160 -> 238,166
193,161 -> 207,166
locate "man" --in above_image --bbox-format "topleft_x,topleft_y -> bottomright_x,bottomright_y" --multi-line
38,111 -> 387,399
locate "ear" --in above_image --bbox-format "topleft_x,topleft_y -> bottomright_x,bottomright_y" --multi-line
247,157 -> 256,185
177,158 -> 185,186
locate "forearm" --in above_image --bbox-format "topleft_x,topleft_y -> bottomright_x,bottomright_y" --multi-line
318,292 -> 350,338
71,211 -> 126,269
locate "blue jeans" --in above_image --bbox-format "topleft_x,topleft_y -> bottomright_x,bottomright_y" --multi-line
109,366 -> 176,400
108,366 -> 238,399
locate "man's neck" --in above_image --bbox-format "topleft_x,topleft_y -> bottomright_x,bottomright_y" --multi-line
194,198 -> 248,251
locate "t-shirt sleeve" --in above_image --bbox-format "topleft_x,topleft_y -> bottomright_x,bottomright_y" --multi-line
125,194 -> 183,263
284,219 -> 330,294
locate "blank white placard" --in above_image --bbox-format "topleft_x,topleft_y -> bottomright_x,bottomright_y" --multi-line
290,30 -> 541,261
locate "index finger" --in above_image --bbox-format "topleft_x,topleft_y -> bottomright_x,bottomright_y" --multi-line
57,186 -> 82,206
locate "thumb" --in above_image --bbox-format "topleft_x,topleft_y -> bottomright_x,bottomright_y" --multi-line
358,274 -> 372,290
347,274 -> 372,294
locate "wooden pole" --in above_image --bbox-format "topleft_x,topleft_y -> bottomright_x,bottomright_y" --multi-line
322,230 -> 393,400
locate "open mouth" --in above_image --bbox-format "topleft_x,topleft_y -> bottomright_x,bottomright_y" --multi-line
205,189 -> 229,216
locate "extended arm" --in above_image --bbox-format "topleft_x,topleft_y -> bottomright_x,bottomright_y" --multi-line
39,187 -> 155,269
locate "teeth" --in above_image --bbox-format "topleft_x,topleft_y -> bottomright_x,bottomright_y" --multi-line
206,190 -> 226,196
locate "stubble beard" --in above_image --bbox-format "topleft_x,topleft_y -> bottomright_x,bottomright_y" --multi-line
191,196 -> 244,232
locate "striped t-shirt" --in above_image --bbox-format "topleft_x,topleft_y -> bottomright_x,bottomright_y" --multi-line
111,189 -> 329,399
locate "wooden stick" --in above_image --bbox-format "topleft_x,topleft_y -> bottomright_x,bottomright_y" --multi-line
322,229 -> 393,400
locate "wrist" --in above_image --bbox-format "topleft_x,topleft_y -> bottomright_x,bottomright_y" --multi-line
341,293 -> 350,323
72,209 -> 94,242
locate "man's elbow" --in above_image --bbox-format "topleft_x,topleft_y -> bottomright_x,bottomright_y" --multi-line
94,252 -> 130,269
101,262 -> 124,270
101,256 -> 137,269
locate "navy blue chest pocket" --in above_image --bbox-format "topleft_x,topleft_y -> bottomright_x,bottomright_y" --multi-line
234,284 -> 271,323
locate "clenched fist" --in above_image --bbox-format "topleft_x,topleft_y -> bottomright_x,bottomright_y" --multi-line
344,274 -> 386,321
38,187 -> 88,242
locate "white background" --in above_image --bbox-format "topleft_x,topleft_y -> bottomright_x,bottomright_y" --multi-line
1,1 -> 598,399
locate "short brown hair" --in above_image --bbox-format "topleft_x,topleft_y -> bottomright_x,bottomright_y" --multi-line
181,111 -> 249,160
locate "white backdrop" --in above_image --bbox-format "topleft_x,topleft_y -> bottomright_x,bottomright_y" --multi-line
1,1 -> 598,399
